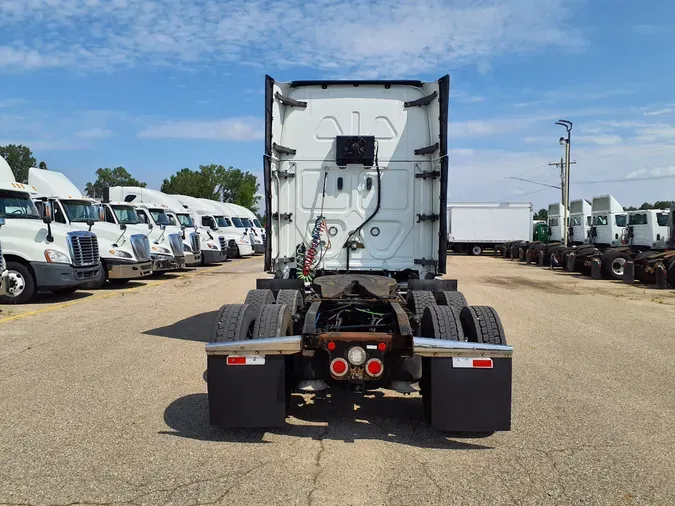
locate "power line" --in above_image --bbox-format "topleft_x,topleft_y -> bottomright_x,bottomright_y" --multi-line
573,173 -> 675,184
506,176 -> 561,189
499,187 -> 554,201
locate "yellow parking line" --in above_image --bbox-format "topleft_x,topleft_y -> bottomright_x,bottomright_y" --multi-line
0,257 -> 255,325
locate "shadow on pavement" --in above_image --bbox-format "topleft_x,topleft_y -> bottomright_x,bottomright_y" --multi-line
21,290 -> 93,305
143,311 -> 217,342
161,391 -> 493,450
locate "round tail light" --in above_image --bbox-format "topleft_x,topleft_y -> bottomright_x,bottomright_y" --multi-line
347,346 -> 366,365
365,358 -> 384,378
330,358 -> 348,377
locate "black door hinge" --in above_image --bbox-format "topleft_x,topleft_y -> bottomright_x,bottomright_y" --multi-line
414,258 -> 437,266
273,170 -> 296,179
272,212 -> 293,222
417,213 -> 439,223
415,170 -> 441,179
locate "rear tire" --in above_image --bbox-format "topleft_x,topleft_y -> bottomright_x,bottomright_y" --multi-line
253,304 -> 293,338
602,251 -> 632,280
460,306 -> 507,345
419,306 -> 464,423
471,245 -> 483,256
244,289 -> 275,315
210,304 -> 257,343
275,289 -> 304,316
435,290 -> 468,312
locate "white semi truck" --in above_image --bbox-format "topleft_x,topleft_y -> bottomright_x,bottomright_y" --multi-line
172,194 -> 250,259
97,189 -> 204,267
568,199 -> 592,246
0,157 -> 102,303
106,187 -> 189,272
203,75 -> 513,434
446,202 -> 532,256
223,202 -> 265,254
28,168 -> 153,286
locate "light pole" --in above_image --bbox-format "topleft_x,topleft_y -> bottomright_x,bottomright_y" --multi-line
555,120 -> 572,246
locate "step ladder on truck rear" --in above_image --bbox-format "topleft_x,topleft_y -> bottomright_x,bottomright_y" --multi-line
205,75 -> 513,433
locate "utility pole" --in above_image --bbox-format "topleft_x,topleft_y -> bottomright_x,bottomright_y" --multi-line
555,120 -> 575,246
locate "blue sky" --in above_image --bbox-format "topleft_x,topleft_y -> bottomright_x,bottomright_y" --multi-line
1,0 -> 674,211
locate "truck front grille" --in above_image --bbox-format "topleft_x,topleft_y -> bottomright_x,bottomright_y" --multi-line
168,234 -> 185,258
248,232 -> 256,244
67,231 -> 99,267
219,236 -> 227,252
190,232 -> 201,254
130,234 -> 151,262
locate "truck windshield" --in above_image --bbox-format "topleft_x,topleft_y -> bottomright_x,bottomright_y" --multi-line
215,216 -> 231,227
570,216 -> 582,226
656,213 -> 669,227
0,190 -> 41,219
176,213 -> 194,227
167,214 -> 177,226
231,217 -> 245,227
615,215 -> 627,227
111,205 -> 141,224
253,219 -> 262,228
62,200 -> 99,222
241,218 -> 253,227
593,215 -> 608,226
628,214 -> 647,226
150,210 -> 170,225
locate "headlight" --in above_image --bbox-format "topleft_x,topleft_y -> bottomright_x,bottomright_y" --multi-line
109,249 -> 133,259
44,249 -> 70,264
207,243 -> 218,250
151,246 -> 171,255
183,243 -> 193,253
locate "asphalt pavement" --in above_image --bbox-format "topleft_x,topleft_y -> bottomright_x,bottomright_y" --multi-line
1,255 -> 674,506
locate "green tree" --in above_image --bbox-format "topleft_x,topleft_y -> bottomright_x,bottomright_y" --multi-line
0,144 -> 36,183
84,167 -> 146,198
639,202 -> 652,210
219,167 -> 260,209
38,161 -> 48,170
624,206 -> 637,211
161,165 -> 260,208
160,166 -> 221,199
653,200 -> 673,210
534,208 -> 548,221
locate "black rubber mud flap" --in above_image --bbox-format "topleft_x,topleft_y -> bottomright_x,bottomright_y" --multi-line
427,357 -> 512,433
208,355 -> 287,429
623,260 -> 635,284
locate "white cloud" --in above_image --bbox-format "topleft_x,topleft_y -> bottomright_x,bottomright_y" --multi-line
643,107 -> 675,117
0,0 -> 586,75
138,117 -> 263,141
625,166 -> 675,180
74,127 -> 114,139
575,134 -> 622,146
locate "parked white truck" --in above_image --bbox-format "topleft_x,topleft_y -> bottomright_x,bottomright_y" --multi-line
28,168 -> 153,286
0,157 -> 102,303
203,75 -> 512,434
223,202 -> 265,254
106,187 -> 189,272
568,199 -> 592,246
97,189 -> 204,267
446,202 -> 532,255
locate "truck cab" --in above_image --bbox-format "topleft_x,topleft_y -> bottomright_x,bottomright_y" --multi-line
162,210 -> 203,266
0,157 -> 102,303
590,195 -> 626,248
225,202 -> 265,254
29,168 -> 152,285
568,199 -> 592,246
625,209 -> 670,249
547,203 -> 566,243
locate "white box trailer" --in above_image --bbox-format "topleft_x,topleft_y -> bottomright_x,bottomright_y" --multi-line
447,202 -> 533,255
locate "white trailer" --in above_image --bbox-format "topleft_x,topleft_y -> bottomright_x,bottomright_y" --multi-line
447,202 -> 533,256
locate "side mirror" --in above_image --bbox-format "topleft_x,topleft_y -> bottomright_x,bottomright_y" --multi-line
86,219 -> 95,227
120,223 -> 127,231
160,224 -> 166,231
148,223 -> 153,231
42,201 -> 53,224
180,224 -> 186,230
211,225 -> 218,231
98,206 -> 106,222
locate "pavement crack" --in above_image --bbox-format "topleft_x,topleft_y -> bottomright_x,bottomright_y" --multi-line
306,426 -> 330,506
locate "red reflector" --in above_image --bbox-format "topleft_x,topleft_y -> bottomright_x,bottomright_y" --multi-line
365,359 -> 384,378
330,358 -> 348,376
327,341 -> 336,351
472,359 -> 493,368
377,342 -> 386,351
227,356 -> 246,365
